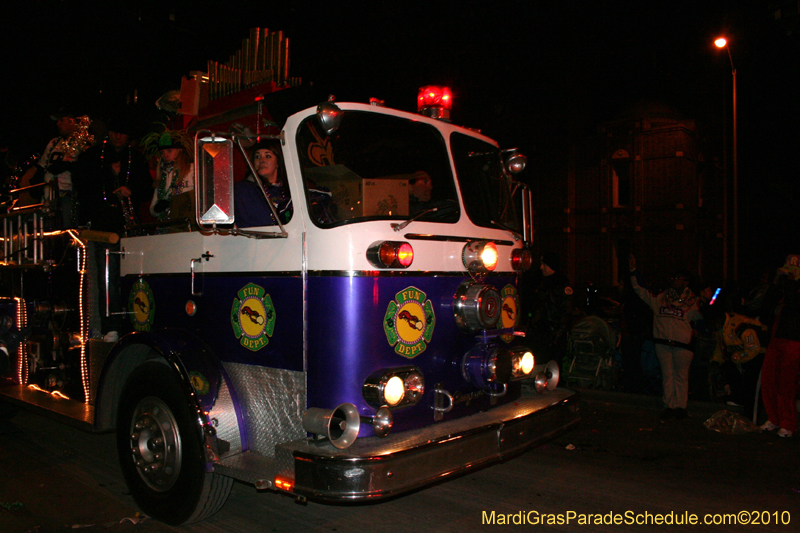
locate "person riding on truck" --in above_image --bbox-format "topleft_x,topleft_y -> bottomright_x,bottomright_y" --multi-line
234,139 -> 292,228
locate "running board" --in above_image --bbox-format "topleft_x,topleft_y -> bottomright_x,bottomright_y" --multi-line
0,385 -> 96,431
214,451 -> 280,490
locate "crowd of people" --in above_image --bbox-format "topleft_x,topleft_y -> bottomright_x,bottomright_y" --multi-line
1,108 -> 303,232
0,109 -> 296,341
525,251 -> 800,438
2,110 -> 196,233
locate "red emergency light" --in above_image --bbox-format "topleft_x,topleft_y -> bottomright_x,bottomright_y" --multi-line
367,241 -> 414,269
417,86 -> 452,121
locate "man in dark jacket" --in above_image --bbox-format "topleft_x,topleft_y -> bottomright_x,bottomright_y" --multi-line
75,115 -> 151,340
533,253 -> 574,369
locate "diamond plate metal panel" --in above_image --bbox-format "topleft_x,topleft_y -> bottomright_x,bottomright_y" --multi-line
222,362 -> 306,457
208,371 -> 242,456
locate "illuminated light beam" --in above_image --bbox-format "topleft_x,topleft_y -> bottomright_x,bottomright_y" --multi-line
26,384 -> 71,400
66,229 -> 90,403
15,297 -> 27,385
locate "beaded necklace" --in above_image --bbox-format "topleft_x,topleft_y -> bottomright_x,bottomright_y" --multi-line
157,162 -> 178,197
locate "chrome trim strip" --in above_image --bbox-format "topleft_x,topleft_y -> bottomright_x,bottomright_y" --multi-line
278,389 -> 579,501
302,231 -> 308,374
305,270 -> 516,278
123,270 -> 514,279
404,234 -> 515,246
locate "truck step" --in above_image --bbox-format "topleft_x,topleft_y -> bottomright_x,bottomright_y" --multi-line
0,385 -> 95,431
214,451 -> 281,489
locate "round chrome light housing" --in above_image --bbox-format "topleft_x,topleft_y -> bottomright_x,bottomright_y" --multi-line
363,366 -> 425,409
462,345 -> 513,390
404,372 -> 424,403
511,349 -> 535,379
372,406 -> 393,437
505,149 -> 527,174
367,241 -> 414,269
454,281 -> 502,332
317,98 -> 343,135
511,248 -> 533,271
462,240 -> 499,272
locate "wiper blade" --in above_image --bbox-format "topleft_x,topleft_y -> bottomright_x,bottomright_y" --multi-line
390,200 -> 458,232
490,220 -> 522,241
391,207 -> 440,232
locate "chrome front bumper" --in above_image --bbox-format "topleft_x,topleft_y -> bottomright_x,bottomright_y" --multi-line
277,388 -> 579,501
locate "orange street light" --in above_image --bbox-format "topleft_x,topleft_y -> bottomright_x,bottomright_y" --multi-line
715,36 -> 738,281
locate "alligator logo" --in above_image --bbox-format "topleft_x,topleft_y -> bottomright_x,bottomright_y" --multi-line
500,285 -> 519,343
134,296 -> 148,314
189,371 -> 210,395
240,305 -> 265,325
384,286 -> 435,358
128,279 -> 155,332
231,283 -> 276,352
397,309 -> 424,331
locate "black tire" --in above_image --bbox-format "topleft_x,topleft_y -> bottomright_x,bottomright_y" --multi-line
116,362 -> 232,524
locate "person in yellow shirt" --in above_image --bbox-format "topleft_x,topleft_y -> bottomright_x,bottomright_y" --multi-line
708,310 -> 767,413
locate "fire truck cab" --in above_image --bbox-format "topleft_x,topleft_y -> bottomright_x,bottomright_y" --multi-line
0,34 -> 579,525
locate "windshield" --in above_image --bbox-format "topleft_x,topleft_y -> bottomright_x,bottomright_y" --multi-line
450,132 -> 520,231
297,111 -> 459,227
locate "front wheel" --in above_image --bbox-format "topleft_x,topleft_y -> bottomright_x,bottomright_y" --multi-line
116,362 -> 232,524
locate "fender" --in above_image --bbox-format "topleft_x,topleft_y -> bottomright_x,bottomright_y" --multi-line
93,328 -> 247,458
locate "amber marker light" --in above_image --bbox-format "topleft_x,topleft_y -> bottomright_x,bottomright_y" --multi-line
367,241 -> 414,269
462,240 -> 499,272
274,477 -> 294,492
481,242 -> 499,271
379,242 -> 396,265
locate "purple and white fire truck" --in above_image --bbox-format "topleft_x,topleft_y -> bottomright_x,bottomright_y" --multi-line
0,50 -> 578,524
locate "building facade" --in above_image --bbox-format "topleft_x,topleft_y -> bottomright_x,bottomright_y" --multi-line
531,102 -> 725,292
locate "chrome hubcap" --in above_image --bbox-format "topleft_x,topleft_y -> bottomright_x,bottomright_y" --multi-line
128,396 -> 182,491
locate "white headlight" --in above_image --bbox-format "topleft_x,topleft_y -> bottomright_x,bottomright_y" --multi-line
383,376 -> 406,406
363,366 -> 425,409
520,351 -> 534,375
510,349 -> 536,379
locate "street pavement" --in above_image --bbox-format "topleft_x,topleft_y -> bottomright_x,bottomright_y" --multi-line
1,388 -> 798,532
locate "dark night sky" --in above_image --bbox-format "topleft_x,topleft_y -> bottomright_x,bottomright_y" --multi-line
0,1 -> 776,143
1,0 -> 798,273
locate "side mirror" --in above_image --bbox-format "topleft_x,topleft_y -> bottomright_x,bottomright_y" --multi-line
317,97 -> 343,136
195,133 -> 235,225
